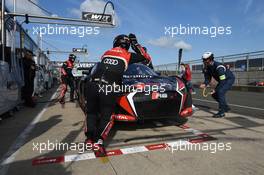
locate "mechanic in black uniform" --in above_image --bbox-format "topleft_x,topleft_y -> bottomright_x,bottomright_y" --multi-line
200,52 -> 235,118
84,34 -> 152,157
22,50 -> 36,107
59,54 -> 76,104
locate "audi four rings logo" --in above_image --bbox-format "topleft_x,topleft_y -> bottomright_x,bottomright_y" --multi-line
104,58 -> 119,65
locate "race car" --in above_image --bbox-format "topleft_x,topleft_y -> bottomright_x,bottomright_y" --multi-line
76,63 -> 193,122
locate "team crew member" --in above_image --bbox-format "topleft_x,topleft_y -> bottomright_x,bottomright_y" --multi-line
22,50 -> 36,107
180,62 -> 198,111
180,63 -> 195,94
59,54 -> 76,104
85,34 -> 151,157
200,52 -> 235,118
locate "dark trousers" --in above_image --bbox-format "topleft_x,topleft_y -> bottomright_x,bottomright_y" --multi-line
45,82 -> 49,90
22,83 -> 35,107
68,79 -> 74,100
212,78 -> 235,112
60,77 -> 74,100
85,81 -> 116,142
185,80 -> 195,93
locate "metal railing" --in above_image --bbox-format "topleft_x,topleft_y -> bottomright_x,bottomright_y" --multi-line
155,50 -> 264,73
154,50 -> 264,85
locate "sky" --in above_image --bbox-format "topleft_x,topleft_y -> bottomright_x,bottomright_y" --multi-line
5,0 -> 264,65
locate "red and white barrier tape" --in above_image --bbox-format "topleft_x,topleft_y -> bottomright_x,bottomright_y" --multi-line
32,124 -> 216,166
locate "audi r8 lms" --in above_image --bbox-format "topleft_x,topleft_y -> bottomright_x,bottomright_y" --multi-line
76,63 -> 193,123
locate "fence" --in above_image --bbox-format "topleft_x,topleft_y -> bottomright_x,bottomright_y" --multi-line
154,50 -> 264,85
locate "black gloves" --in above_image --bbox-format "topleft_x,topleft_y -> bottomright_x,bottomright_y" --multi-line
129,33 -> 139,52
128,33 -> 138,45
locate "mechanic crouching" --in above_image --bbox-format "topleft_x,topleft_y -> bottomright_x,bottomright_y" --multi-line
200,52 -> 235,118
59,54 -> 76,104
84,34 -> 152,157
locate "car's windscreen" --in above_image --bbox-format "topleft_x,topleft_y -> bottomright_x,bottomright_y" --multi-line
123,64 -> 158,77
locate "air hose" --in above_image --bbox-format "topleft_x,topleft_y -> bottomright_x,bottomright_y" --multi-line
202,87 -> 215,97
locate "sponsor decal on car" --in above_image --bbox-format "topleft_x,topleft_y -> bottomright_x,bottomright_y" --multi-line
151,92 -> 168,100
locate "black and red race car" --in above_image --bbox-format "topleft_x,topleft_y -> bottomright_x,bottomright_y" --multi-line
76,63 -> 193,123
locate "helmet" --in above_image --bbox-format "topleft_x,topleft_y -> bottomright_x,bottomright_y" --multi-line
202,52 -> 214,61
69,53 -> 76,62
113,34 -> 130,50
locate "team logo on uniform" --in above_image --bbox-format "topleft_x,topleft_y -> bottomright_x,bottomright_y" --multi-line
104,58 -> 119,65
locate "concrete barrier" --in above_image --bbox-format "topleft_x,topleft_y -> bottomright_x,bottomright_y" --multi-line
231,85 -> 264,92
158,70 -> 264,93
192,84 -> 264,92
191,71 -> 264,85
158,70 -> 264,85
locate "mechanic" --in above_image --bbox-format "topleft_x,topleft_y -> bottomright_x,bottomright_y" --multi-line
200,52 -> 235,118
85,34 -> 152,157
59,53 -> 76,104
180,62 -> 198,112
22,49 -> 36,107
180,63 -> 195,94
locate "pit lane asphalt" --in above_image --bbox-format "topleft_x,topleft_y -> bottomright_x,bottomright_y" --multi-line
0,87 -> 263,175
193,88 -> 264,119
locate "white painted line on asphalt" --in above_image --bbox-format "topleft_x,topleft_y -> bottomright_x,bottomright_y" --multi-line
184,128 -> 203,135
120,146 -> 148,154
166,140 -> 190,148
0,90 -> 58,175
193,98 -> 264,111
65,153 -> 96,162
32,124 -> 217,166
